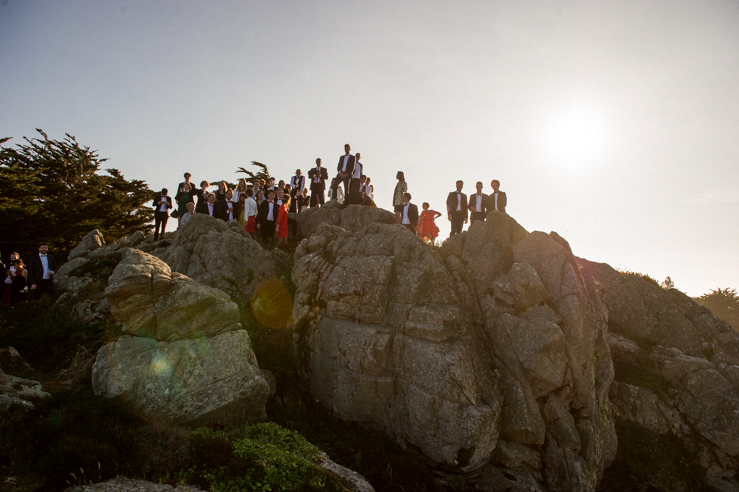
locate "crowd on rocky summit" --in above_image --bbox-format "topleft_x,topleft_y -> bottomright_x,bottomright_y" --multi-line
151,143 -> 509,244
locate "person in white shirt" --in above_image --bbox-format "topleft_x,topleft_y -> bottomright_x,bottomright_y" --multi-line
400,192 -> 419,234
244,188 -> 259,238
468,181 -> 488,224
488,179 -> 507,213
180,202 -> 195,227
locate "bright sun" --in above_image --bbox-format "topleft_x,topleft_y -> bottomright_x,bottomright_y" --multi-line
545,108 -> 606,166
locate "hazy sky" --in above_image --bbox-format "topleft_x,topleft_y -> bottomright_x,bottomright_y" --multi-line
2,0 -> 738,296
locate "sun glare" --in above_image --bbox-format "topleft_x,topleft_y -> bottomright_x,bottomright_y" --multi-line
545,108 -> 606,166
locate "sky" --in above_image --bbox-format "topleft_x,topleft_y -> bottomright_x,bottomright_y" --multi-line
2,0 -> 738,296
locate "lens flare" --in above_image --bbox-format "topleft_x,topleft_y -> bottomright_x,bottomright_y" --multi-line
251,278 -> 294,329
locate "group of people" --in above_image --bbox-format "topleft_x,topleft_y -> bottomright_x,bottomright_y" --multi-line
391,173 -> 507,241
152,144 -> 377,242
1,244 -> 59,306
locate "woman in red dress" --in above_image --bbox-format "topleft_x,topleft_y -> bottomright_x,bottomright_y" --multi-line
420,202 -> 442,242
275,195 -> 290,245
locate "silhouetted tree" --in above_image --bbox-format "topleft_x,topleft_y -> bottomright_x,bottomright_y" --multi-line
0,129 -> 153,260
236,161 -> 271,185
696,288 -> 739,331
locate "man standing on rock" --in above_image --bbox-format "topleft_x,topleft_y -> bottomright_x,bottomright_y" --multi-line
446,180 -> 468,237
468,181 -> 488,224
152,188 -> 172,240
332,144 -> 355,200
347,152 -> 364,205
308,158 -> 329,207
257,189 -> 278,241
487,179 -> 507,214
27,243 -> 59,300
400,192 -> 419,234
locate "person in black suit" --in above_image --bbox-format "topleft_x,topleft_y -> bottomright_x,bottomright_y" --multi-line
27,243 -> 59,300
488,179 -> 507,213
346,152 -> 364,205
468,181 -> 488,224
446,180 -> 468,237
152,188 -> 173,240
217,190 -> 234,221
331,144 -> 355,199
257,190 -> 278,241
197,192 -> 218,217
308,158 -> 329,207
290,169 -> 305,204
175,172 -> 197,204
399,192 -> 419,234
195,180 -> 210,208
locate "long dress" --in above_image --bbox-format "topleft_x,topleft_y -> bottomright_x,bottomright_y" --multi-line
177,193 -> 191,218
420,210 -> 440,240
275,204 -> 289,239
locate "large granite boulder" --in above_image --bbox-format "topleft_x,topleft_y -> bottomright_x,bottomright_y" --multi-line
105,249 -> 240,341
92,330 -> 269,426
154,214 -> 284,305
296,200 -> 396,238
68,229 -> 106,261
293,214 -> 618,490
0,372 -> 50,415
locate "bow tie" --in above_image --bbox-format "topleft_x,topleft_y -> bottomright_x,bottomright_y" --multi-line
40,254 -> 47,257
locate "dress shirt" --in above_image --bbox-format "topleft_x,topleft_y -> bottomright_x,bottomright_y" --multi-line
313,167 -> 322,183
456,192 -> 462,212
352,162 -> 362,179
402,204 -> 411,225
290,175 -> 305,190
40,254 -> 50,279
493,192 -> 499,211
267,201 -> 275,221
227,202 -> 234,221
207,203 -> 214,216
475,193 -> 483,212
341,155 -> 350,172
158,199 -> 168,212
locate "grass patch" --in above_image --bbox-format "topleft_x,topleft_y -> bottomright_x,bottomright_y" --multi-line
619,269 -> 661,287
599,422 -> 709,492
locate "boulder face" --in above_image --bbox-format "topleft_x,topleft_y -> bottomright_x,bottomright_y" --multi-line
68,229 -> 106,261
154,214 -> 285,305
92,331 -> 269,426
105,249 -> 241,341
582,261 -> 739,483
296,200 -> 397,239
293,213 -> 617,490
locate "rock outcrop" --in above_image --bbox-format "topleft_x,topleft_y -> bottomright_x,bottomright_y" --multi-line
293,213 -> 617,490
296,200 -> 396,238
581,260 -> 739,485
92,249 -> 269,426
0,372 -> 50,415
68,229 -> 106,261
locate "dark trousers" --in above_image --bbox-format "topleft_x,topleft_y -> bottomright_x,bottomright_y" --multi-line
347,178 -> 363,205
470,211 -> 486,223
154,211 -> 169,239
450,211 -> 466,237
404,223 -> 416,234
331,174 -> 351,198
310,188 -> 324,207
28,278 -> 58,300
260,220 -> 276,240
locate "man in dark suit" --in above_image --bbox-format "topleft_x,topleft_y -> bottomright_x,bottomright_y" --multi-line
175,172 -> 197,204
308,158 -> 329,207
152,188 -> 173,240
197,192 -> 218,216
446,180 -> 468,237
468,181 -> 488,224
399,192 -> 419,234
488,179 -> 507,214
346,152 -> 364,205
289,169 -> 305,211
257,190 -> 278,241
217,190 -> 234,221
331,144 -> 355,200
27,243 -> 59,300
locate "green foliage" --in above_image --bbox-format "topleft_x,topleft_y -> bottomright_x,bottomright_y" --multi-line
0,129 -> 153,260
0,298 -> 109,370
618,269 -> 661,287
660,276 -> 675,290
236,161 -> 272,185
696,287 -> 739,331
599,422 -> 708,491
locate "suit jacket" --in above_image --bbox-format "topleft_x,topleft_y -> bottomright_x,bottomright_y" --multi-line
290,175 -> 305,194
152,194 -> 173,212
214,199 -> 229,221
487,191 -> 507,213
258,200 -> 278,226
197,201 -> 218,217
28,253 -> 58,287
308,167 -> 329,191
175,182 -> 196,203
336,154 -> 355,176
446,191 -> 468,219
468,193 -> 488,214
404,203 -> 419,229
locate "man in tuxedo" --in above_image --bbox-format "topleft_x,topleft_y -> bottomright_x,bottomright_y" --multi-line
220,190 -> 235,221
446,180 -> 468,237
488,179 -> 507,213
152,188 -> 173,240
468,181 -> 488,224
175,172 -> 197,204
289,169 -> 305,212
346,152 -> 364,205
257,190 -> 278,241
308,158 -> 329,207
332,144 -> 355,199
399,193 -> 419,234
197,192 -> 218,217
195,180 -> 210,208
28,243 -> 59,300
